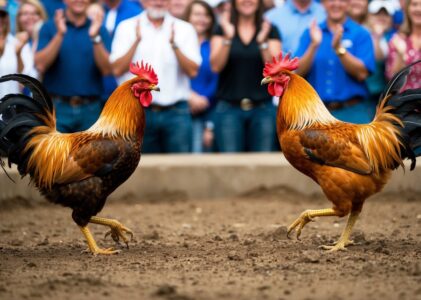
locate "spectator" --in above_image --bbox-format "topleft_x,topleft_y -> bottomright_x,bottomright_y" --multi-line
185,0 -> 218,153
110,0 -> 201,153
35,0 -> 112,133
295,0 -> 375,124
0,2 -> 21,98
210,0 -> 282,152
365,0 -> 395,114
266,0 -> 325,54
170,0 -> 192,18
386,0 -> 421,90
347,0 -> 368,25
16,0 -> 47,79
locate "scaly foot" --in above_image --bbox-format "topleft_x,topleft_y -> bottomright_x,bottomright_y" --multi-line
319,239 -> 354,252
82,247 -> 121,256
287,210 -> 315,240
104,221 -> 134,248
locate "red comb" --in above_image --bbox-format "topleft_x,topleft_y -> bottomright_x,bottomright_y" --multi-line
263,53 -> 299,77
129,61 -> 158,85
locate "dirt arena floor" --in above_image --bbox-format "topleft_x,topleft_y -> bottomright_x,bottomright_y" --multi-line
0,187 -> 420,300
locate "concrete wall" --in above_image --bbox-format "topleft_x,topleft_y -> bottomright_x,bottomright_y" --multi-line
1,153 -> 420,203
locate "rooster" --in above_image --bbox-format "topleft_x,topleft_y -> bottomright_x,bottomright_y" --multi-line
0,62 -> 159,255
261,54 -> 421,251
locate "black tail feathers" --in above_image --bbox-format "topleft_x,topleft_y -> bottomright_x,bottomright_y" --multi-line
0,74 -> 54,174
381,60 -> 421,170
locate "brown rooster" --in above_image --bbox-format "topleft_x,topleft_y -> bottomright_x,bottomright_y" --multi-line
0,62 -> 159,255
261,54 -> 421,251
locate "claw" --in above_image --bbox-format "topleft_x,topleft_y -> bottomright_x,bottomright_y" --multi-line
81,247 -> 122,256
287,210 -> 315,240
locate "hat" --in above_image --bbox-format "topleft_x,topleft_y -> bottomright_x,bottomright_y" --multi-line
368,0 -> 395,15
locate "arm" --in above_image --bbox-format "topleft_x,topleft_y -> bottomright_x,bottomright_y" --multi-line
210,10 -> 235,73
34,9 -> 67,74
331,25 -> 371,82
170,25 -> 199,77
386,34 -> 407,79
296,20 -> 321,77
89,11 -> 111,75
257,21 -> 281,62
110,20 -> 140,77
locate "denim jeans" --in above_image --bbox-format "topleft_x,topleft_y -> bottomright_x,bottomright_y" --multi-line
143,101 -> 192,153
214,100 -> 277,152
329,100 -> 373,124
54,98 -> 102,133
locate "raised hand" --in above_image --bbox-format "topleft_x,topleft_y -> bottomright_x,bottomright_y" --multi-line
88,6 -> 104,38
15,31 -> 30,54
135,18 -> 141,42
256,20 -> 271,44
54,9 -> 67,36
309,19 -> 322,46
331,24 -> 343,50
391,34 -> 407,60
219,9 -> 235,39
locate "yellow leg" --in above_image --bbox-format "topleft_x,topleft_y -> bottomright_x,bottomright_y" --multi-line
320,211 -> 360,252
287,208 -> 340,240
90,216 -> 134,247
80,226 -> 121,255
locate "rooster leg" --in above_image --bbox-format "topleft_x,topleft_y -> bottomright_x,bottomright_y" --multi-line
80,226 -> 121,255
89,216 -> 134,248
320,211 -> 360,252
287,208 -> 339,240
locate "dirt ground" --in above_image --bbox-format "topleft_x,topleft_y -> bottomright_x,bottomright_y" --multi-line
0,187 -> 420,300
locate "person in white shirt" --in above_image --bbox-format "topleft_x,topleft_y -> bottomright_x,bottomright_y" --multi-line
110,0 -> 202,153
0,6 -> 20,99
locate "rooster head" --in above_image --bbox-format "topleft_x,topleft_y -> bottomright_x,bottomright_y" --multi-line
261,53 -> 299,97
129,61 -> 159,107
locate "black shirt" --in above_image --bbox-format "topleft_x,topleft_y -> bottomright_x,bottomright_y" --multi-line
213,24 -> 281,103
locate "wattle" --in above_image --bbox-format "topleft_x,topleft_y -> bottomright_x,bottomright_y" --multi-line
140,91 -> 152,107
268,82 -> 284,97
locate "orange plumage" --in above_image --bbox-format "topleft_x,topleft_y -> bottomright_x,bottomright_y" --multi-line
262,54 -> 421,251
0,62 -> 159,255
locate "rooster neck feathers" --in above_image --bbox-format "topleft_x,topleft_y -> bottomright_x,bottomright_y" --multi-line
88,80 -> 144,139
279,74 -> 337,130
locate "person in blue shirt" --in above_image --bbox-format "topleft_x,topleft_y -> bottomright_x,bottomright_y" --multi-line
185,0 -> 218,153
265,0 -> 325,54
295,0 -> 375,124
35,0 -> 111,133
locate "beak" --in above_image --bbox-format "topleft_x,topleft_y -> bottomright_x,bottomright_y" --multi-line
261,77 -> 272,85
150,84 -> 160,92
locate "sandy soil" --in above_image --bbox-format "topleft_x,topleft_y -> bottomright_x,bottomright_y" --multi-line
0,187 -> 420,300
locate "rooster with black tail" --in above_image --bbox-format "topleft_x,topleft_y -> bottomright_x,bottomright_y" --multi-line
0,62 -> 159,255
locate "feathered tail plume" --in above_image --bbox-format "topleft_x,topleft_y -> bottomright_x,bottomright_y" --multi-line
376,60 -> 421,170
0,74 -> 55,176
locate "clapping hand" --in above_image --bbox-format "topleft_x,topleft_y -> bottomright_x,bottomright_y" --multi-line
309,19 -> 322,46
219,9 -> 235,39
331,23 -> 343,50
15,31 -> 30,54
54,9 -> 67,36
256,20 -> 271,44
88,6 -> 104,38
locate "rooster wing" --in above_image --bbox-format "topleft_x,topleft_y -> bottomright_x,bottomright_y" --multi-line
299,127 -> 372,176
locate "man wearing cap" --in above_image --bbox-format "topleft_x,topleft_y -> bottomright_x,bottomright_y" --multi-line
295,0 -> 375,124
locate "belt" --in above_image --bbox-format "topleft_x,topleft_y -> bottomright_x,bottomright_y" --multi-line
51,95 -> 98,106
148,101 -> 182,112
325,97 -> 362,111
225,98 -> 271,111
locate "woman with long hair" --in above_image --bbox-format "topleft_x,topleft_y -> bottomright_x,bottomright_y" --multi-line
15,0 -> 47,79
386,0 -> 421,90
185,0 -> 218,153
210,0 -> 281,152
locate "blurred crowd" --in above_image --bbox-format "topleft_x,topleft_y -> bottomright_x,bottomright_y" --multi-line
0,0 -> 420,153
